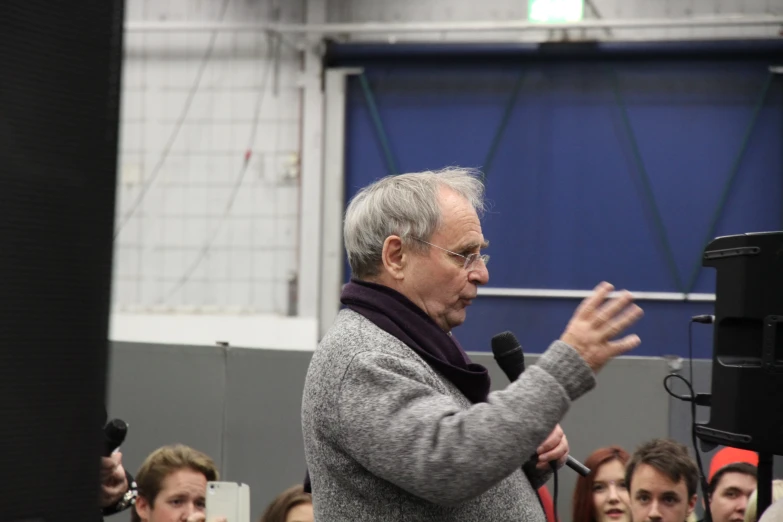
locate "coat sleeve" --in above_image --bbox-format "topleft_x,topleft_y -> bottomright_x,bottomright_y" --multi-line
335,340 -> 595,507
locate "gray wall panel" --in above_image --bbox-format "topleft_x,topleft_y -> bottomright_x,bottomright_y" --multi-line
103,342 -> 779,522
223,348 -> 313,517
105,341 -> 227,522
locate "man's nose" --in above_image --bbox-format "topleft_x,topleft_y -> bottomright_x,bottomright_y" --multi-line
647,501 -> 663,521
182,502 -> 200,521
468,260 -> 489,285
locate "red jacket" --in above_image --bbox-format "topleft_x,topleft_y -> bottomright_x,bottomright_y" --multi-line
538,486 -> 559,522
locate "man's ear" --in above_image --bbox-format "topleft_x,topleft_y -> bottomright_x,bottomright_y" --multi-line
380,235 -> 405,280
687,494 -> 698,516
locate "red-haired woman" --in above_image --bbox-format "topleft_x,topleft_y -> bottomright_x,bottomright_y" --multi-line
572,446 -> 632,522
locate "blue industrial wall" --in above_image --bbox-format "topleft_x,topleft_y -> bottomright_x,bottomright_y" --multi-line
332,41 -> 783,357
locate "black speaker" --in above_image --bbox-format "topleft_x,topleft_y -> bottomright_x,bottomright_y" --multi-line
694,231 -> 783,455
0,1 -> 124,520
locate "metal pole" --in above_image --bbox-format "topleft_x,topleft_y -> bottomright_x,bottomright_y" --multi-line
477,287 -> 715,302
124,15 -> 783,34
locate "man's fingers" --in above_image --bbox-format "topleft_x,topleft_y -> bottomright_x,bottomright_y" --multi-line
593,290 -> 634,327
557,453 -> 569,467
608,334 -> 641,356
100,454 -> 122,480
603,304 -> 644,339
539,430 -> 568,463
537,437 -> 558,454
100,453 -> 121,471
102,483 -> 124,496
111,465 -> 127,482
573,282 -> 614,320
535,460 -> 551,471
536,425 -> 563,454
100,482 -> 126,507
99,462 -> 115,479
538,448 -> 565,463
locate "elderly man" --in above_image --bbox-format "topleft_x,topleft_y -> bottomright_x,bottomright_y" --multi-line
301,168 -> 643,521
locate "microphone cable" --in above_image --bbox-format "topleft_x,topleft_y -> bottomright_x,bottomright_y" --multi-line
662,315 -> 714,522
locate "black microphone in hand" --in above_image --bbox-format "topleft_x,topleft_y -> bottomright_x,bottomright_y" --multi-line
491,331 -> 590,477
103,418 -> 128,457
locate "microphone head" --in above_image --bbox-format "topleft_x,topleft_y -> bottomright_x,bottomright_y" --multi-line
104,418 -> 128,446
492,331 -> 526,381
491,331 -> 521,358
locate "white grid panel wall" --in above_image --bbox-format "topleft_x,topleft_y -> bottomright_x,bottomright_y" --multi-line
327,0 -> 782,40
115,0 -> 303,314
115,0 -> 780,315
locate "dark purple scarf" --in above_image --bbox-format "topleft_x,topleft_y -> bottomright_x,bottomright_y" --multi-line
341,279 -> 491,403
303,279 -> 492,494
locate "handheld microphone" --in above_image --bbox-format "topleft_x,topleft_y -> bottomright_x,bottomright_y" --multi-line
491,331 -> 591,477
103,418 -> 128,457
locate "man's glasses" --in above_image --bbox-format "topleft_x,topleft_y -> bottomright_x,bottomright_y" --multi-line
410,237 -> 489,271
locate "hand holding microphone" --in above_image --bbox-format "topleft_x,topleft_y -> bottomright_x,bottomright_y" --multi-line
100,419 -> 129,508
534,424 -> 570,472
491,330 -> 591,477
489,282 -> 643,477
103,418 -> 128,457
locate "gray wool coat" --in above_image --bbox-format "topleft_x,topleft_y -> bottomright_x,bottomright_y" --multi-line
301,309 -> 596,521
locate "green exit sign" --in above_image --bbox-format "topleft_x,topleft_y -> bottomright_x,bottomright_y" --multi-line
528,0 -> 584,22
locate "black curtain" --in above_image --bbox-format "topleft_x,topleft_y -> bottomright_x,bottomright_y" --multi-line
0,1 -> 125,519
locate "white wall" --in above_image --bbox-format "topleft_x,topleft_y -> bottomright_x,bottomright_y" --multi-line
109,311 -> 317,350
115,0 -> 303,315
327,0 -> 781,41
112,0 -> 780,347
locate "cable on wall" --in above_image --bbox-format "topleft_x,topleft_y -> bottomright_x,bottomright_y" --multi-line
158,32 -> 278,304
113,0 -> 232,240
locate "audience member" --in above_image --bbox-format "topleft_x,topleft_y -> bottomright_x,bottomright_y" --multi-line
707,461 -> 757,522
744,480 -> 783,522
572,446 -> 631,522
758,498 -> 783,522
259,484 -> 313,522
626,439 -> 699,522
709,449 -> 759,484
132,444 -> 224,522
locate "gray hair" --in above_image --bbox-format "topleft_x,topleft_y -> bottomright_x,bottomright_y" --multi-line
344,167 -> 486,279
